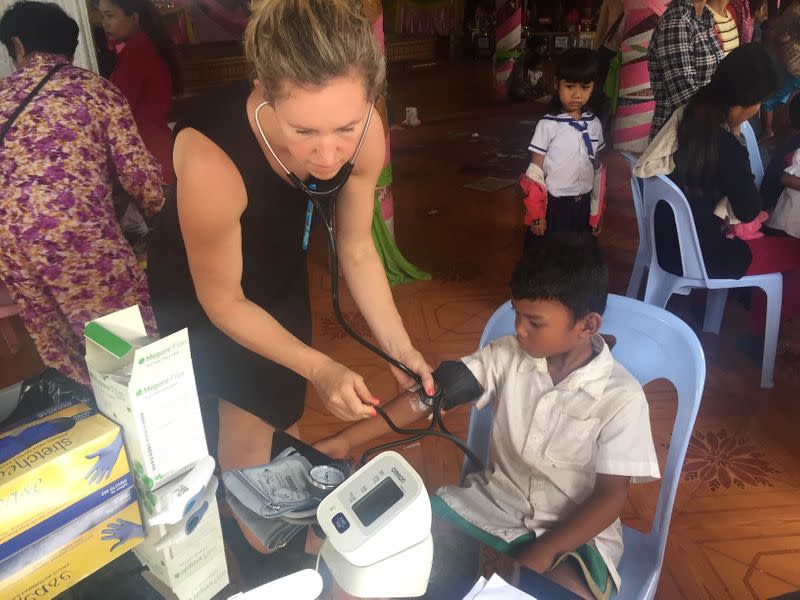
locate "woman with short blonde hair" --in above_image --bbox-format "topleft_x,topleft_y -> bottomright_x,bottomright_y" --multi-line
147,0 -> 433,553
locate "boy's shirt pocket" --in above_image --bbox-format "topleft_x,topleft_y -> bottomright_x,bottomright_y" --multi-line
543,411 -> 601,467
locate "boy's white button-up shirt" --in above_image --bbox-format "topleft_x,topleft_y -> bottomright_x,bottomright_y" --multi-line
437,335 -> 660,589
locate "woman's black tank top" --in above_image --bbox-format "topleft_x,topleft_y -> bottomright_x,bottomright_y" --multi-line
147,81 -> 313,428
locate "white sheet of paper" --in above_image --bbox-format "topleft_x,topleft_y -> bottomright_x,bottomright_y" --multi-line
462,576 -> 488,600
471,573 -> 538,600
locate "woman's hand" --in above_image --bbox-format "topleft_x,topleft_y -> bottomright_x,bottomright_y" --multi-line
390,347 -> 435,396
310,359 -> 379,421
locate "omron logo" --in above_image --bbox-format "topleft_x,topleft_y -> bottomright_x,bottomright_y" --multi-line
391,467 -> 406,483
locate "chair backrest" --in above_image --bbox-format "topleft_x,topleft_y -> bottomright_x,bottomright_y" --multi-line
641,175 -> 712,283
620,152 -> 649,252
462,294 -> 705,567
741,121 -> 764,188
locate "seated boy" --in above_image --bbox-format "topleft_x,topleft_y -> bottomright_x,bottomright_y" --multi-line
314,234 -> 660,600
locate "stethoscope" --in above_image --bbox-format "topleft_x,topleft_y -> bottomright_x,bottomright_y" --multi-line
253,100 -> 375,250
251,99 -> 482,469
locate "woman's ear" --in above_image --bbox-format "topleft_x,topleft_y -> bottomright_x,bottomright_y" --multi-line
252,79 -> 271,103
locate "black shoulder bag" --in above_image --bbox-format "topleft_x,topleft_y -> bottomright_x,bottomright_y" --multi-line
0,63 -> 66,147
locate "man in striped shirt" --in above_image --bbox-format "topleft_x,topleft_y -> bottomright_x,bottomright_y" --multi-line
708,0 -> 740,54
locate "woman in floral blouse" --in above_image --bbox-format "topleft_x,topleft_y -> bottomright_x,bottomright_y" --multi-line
0,1 -> 164,384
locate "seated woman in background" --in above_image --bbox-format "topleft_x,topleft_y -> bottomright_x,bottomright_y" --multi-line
654,44 -> 800,346
99,0 -> 178,185
0,1 -> 164,384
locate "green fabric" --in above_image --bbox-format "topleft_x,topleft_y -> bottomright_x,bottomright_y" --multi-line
555,544 -> 616,600
376,164 -> 393,188
430,495 -> 535,556
495,50 -> 523,61
432,495 -> 615,600
372,165 -> 430,286
603,51 -> 622,115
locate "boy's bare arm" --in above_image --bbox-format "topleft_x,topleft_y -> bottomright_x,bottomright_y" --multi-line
313,390 -> 432,458
517,474 -> 631,573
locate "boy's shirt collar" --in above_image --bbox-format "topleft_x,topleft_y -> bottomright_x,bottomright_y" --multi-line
516,334 -> 613,400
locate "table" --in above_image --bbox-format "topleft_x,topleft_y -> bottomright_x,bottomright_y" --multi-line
308,519 -> 581,600
272,432 -> 580,600
53,431 -> 579,599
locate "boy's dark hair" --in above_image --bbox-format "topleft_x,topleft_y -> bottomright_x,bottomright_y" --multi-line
790,94 -> 800,130
511,234 -> 608,320
0,1 -> 79,60
550,48 -> 598,112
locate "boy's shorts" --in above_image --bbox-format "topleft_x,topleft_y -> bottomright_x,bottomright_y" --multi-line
431,495 -> 615,600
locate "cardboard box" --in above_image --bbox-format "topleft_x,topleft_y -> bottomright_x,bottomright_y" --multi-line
142,554 -> 230,600
85,306 -> 207,494
135,493 -> 228,600
0,402 -> 143,599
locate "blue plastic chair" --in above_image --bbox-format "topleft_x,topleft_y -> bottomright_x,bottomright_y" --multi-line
741,121 -> 764,187
461,294 -> 706,600
639,175 -> 782,388
620,152 -> 649,299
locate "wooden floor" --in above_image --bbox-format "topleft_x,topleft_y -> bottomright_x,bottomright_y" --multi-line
2,59 -> 799,599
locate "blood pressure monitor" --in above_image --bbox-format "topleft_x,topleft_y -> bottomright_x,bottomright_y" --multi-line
316,451 -> 431,567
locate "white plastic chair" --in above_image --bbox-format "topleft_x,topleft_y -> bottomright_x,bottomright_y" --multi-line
461,294 -> 706,600
0,382 -> 22,424
621,152 -> 649,299
741,121 -> 764,187
626,121 -> 764,303
0,283 -> 19,354
640,175 -> 781,388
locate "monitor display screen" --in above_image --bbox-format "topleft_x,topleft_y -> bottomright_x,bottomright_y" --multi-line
352,477 -> 404,527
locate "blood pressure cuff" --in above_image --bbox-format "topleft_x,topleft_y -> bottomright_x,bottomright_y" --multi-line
432,361 -> 485,411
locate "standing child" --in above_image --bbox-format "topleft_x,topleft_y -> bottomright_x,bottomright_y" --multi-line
521,48 -> 606,254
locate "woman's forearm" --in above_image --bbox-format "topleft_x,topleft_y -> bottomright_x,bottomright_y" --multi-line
338,241 -> 413,355
203,296 -> 331,381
